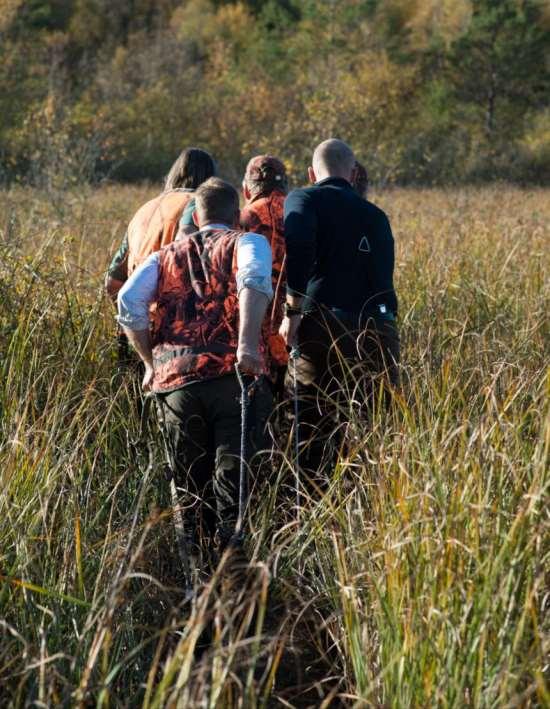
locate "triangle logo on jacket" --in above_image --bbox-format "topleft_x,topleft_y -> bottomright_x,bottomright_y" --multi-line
358,236 -> 371,253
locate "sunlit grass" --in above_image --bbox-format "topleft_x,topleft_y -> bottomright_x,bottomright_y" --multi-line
0,185 -> 548,707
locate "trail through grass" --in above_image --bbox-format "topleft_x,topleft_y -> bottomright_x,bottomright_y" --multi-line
0,185 -> 548,707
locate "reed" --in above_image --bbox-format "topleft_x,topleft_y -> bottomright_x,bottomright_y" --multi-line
0,185 -> 548,707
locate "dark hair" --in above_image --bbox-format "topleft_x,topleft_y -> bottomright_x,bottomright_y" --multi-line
164,147 -> 216,191
194,177 -> 239,225
244,156 -> 288,197
352,161 -> 368,198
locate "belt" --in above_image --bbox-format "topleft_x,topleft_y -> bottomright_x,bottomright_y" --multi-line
307,306 -> 396,324
153,343 -> 236,366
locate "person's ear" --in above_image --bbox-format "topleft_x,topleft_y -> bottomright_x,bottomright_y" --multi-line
243,182 -> 251,201
307,166 -> 316,185
192,210 -> 199,227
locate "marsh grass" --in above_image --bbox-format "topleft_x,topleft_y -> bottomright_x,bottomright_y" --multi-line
0,185 -> 548,707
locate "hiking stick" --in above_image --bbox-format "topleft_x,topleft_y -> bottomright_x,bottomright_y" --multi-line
117,331 -> 131,367
290,347 -> 301,521
168,475 -> 194,595
234,366 -> 255,544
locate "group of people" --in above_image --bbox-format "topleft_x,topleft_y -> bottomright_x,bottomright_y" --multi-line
106,138 -> 399,563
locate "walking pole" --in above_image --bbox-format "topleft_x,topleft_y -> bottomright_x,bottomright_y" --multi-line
116,330 -> 131,368
290,347 -> 301,521
168,472 -> 195,596
234,365 -> 254,545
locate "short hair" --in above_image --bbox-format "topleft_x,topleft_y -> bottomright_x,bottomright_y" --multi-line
164,147 -> 216,191
312,139 -> 355,178
194,177 -> 239,225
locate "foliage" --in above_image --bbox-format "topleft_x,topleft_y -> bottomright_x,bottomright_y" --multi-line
0,0 -> 549,186
0,184 -> 548,705
447,0 -> 550,176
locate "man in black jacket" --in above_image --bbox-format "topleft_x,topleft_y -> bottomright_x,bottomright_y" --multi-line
280,138 -> 399,481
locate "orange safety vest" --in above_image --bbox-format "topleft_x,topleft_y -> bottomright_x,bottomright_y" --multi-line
150,228 -> 267,393
240,190 -> 288,367
127,189 -> 195,275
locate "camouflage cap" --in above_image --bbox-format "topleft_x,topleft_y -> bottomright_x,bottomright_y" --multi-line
245,155 -> 287,184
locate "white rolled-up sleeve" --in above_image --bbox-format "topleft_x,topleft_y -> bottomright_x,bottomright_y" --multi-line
117,252 -> 160,331
236,232 -> 273,300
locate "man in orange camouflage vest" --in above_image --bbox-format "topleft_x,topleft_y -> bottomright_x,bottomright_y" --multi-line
117,178 -> 273,552
240,155 -> 288,393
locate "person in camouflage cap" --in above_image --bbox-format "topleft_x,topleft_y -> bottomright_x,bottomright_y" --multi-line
240,155 -> 289,392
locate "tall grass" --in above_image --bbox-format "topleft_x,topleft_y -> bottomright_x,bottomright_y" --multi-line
0,185 -> 548,707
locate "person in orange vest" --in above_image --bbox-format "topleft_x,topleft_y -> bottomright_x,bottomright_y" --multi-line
240,155 -> 288,394
117,177 -> 273,554
105,147 -> 216,303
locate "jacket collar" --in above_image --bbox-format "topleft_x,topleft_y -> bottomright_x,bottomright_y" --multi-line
315,176 -> 352,188
200,223 -> 231,231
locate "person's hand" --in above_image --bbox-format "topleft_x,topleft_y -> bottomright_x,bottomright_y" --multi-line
236,347 -> 263,376
142,363 -> 154,391
279,314 -> 301,347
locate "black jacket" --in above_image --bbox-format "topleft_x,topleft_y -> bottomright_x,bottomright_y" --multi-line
284,177 -> 397,317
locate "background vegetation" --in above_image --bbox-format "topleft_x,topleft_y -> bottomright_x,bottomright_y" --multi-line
0,185 -> 548,706
1,1 -> 549,705
1,0 -> 550,187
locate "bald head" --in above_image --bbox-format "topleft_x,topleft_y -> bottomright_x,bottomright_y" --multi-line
310,139 -> 355,183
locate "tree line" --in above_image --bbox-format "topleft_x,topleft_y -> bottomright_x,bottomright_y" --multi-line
1,0 -> 549,188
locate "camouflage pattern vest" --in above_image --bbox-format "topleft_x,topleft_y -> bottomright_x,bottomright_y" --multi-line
151,228 -> 245,393
240,190 -> 287,368
127,189 -> 194,275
